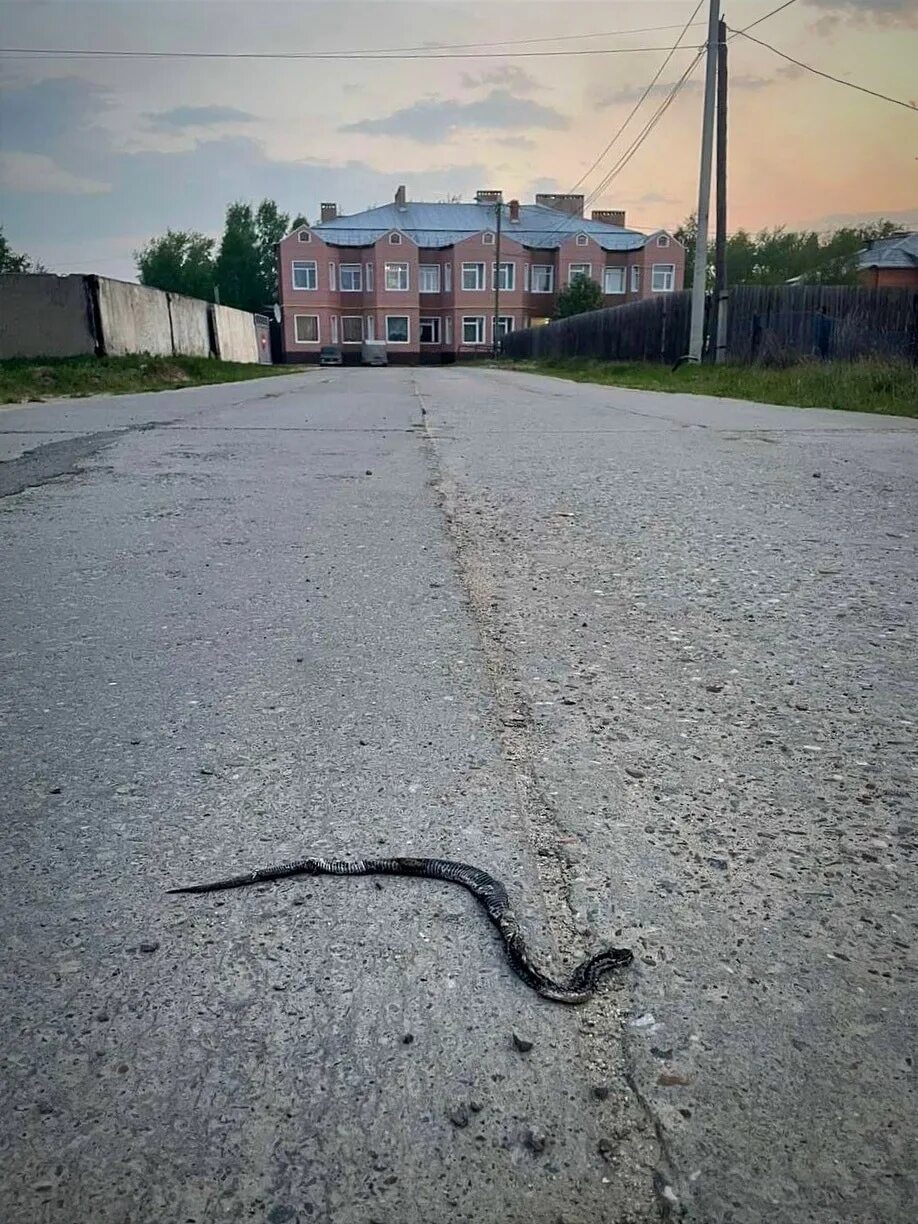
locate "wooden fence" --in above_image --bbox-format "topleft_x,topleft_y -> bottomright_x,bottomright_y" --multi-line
501,284 -> 918,365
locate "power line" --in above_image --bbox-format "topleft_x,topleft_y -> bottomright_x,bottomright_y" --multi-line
730,28 -> 918,111
733,0 -> 798,36
0,42 -> 698,62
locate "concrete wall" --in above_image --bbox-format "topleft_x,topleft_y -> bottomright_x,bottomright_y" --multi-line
167,292 -> 211,357
94,278 -> 173,357
0,274 -> 95,359
212,303 -> 259,363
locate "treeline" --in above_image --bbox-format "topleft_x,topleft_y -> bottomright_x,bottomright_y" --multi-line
135,199 -> 308,314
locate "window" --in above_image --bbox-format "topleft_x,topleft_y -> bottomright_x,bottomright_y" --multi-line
603,266 -> 626,295
365,263 -> 374,292
444,315 -> 452,344
365,316 -> 375,341
385,262 -> 409,291
576,233 -> 589,246
419,317 -> 441,344
631,265 -> 642,293
297,230 -> 311,243
330,316 -> 339,344
651,264 -> 676,292
328,262 -> 336,291
462,262 -> 486,291
462,316 -> 485,344
483,232 -> 495,246
492,262 -> 515,291
494,316 -> 514,338
294,314 -> 319,343
292,260 -> 317,290
342,315 -> 363,343
419,264 -> 441,293
657,234 -> 671,248
389,232 -> 402,244
386,315 -> 409,343
530,265 -> 554,293
444,262 -> 452,292
568,263 -> 591,284
340,264 -> 362,292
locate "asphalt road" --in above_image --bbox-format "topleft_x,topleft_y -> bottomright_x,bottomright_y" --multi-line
1,368 -> 915,1224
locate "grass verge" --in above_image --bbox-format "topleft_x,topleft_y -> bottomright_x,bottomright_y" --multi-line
502,357 -> 918,418
0,354 -> 300,404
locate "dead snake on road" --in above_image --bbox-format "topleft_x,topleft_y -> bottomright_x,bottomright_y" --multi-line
169,855 -> 633,1005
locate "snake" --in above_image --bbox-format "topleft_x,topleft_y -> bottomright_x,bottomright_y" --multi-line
168,855 -> 633,1005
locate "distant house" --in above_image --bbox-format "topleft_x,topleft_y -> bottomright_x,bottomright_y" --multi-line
857,232 -> 918,289
276,187 -> 685,363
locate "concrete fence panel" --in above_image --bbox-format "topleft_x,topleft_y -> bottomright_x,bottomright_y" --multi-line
168,293 -> 212,357
0,274 -> 96,359
212,304 -> 260,364
94,277 -> 173,357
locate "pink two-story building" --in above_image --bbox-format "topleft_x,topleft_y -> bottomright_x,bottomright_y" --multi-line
277,187 -> 685,364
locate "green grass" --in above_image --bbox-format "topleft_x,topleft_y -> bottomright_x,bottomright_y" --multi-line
0,354 -> 300,404
503,357 -> 918,418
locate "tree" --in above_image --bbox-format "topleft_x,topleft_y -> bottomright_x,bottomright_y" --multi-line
255,199 -> 292,303
291,214 -> 309,230
1,225 -> 45,273
135,230 -> 215,299
554,274 -> 604,319
214,202 -> 263,311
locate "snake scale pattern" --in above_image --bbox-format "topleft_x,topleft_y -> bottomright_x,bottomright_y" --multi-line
169,855 -> 633,1005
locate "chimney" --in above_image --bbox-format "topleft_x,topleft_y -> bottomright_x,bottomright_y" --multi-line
475,189 -> 503,204
320,202 -> 338,222
509,199 -> 520,222
592,208 -> 625,228
535,193 -> 584,218
394,184 -> 407,207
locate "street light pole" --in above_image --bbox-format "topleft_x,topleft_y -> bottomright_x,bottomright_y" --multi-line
687,0 -> 721,362
493,193 -> 503,359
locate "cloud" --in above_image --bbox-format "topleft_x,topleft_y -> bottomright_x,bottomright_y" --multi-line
146,105 -> 258,130
341,89 -> 569,141
804,0 -> 918,29
631,191 -> 680,206
460,65 -> 540,94
0,151 -> 111,195
0,76 -> 110,156
494,135 -> 538,151
595,72 -> 789,109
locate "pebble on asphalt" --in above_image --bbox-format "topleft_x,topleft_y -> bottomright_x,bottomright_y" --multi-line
512,1031 -> 534,1053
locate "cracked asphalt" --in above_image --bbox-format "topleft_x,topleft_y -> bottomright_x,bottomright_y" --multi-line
1,367 -> 916,1224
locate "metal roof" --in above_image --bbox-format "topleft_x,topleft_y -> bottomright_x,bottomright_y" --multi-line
857,232 -> 918,270
309,201 -> 652,252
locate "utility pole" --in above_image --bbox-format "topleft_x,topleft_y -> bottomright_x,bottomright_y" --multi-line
712,15 -> 729,363
493,193 -> 503,359
687,0 -> 721,363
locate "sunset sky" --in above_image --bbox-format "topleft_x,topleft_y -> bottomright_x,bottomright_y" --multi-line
1,0 -> 916,281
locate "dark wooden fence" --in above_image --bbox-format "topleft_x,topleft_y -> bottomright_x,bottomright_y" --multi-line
501,284 -> 918,365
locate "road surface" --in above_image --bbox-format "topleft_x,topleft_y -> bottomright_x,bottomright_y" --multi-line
1,367 -> 915,1224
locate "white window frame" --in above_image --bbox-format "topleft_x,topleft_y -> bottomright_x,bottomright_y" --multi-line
385,262 -> 409,291
462,316 -> 486,345
419,317 -> 441,344
568,263 -> 592,285
293,314 -> 319,344
443,262 -> 452,292
444,315 -> 452,344
657,234 -> 671,248
530,265 -> 554,293
330,316 -> 339,344
388,231 -> 402,245
419,264 -> 441,294
576,233 -> 589,246
385,315 -> 410,344
297,230 -> 311,243
291,260 -> 317,291
492,262 -> 515,292
493,315 -> 514,339
482,232 -> 495,246
339,264 -> 362,292
462,262 -> 486,291
341,315 -> 363,343
603,266 -> 626,295
651,263 -> 676,292
365,263 -> 374,292
328,262 -> 336,291
631,265 -> 642,293
365,315 -> 375,341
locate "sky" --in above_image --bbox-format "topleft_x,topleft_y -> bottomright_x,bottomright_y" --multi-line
0,0 -> 916,281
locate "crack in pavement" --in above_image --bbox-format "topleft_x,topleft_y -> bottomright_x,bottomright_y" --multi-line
0,421 -> 164,499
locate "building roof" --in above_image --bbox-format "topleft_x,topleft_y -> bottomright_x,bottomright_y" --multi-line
857,232 -> 918,270
308,200 -> 654,252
